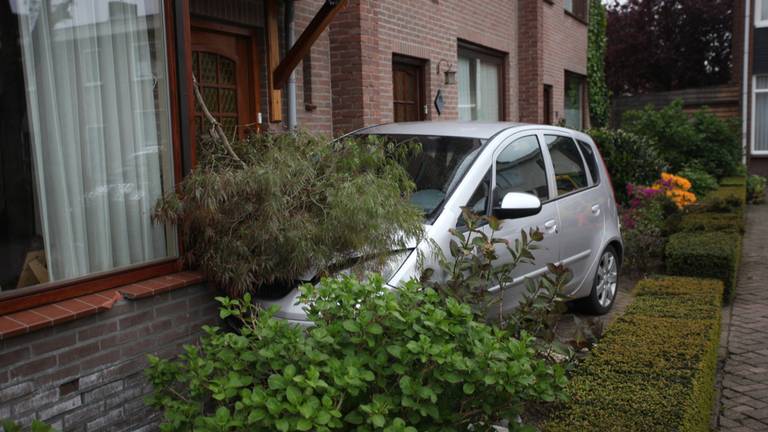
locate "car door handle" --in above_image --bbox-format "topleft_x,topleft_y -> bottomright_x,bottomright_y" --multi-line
544,219 -> 558,233
591,204 -> 601,215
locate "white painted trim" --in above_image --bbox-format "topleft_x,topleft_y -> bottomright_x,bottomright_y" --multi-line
757,0 -> 768,27
752,75 -> 768,155
744,0 -> 752,164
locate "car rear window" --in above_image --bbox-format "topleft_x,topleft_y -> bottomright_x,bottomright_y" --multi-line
576,139 -> 600,185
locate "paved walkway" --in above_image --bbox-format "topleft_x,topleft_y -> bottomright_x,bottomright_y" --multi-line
718,200 -> 768,431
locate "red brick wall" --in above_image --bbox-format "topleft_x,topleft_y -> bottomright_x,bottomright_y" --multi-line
519,0 -> 544,123
328,0 -> 519,135
0,284 -> 217,431
542,0 -> 589,126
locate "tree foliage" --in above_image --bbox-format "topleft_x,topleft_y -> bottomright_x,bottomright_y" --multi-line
587,0 -> 610,127
153,132 -> 424,297
606,0 -> 734,95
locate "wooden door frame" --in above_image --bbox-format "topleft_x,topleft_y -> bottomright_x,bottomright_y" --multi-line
392,54 -> 427,121
188,17 -> 262,159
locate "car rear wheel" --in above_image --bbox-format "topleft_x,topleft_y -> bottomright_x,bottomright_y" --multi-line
577,246 -> 619,315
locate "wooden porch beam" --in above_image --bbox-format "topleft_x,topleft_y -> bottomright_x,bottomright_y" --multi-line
265,0 -> 283,122
272,0 -> 349,90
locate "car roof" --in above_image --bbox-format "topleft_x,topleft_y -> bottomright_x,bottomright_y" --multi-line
357,121 -> 527,140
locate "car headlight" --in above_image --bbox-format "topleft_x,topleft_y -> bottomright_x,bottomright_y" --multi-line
334,250 -> 413,283
379,250 -> 413,282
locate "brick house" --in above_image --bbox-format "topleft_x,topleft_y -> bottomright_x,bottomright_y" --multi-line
0,0 -> 588,429
737,0 -> 768,175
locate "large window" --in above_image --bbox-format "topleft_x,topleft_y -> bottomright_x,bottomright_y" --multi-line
564,0 -> 588,22
754,75 -> 768,154
0,1 -> 176,292
564,72 -> 586,129
757,0 -> 768,27
458,46 -> 503,121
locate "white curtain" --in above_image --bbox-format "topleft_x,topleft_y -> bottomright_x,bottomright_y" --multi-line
756,76 -> 768,153
457,56 -> 474,121
478,61 -> 500,121
17,0 -> 172,281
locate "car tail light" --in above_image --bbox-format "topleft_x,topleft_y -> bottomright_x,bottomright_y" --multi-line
595,142 -> 618,206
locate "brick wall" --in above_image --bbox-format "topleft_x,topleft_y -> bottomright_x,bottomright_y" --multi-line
0,284 -> 218,431
542,0 -> 589,126
328,0 -> 519,135
518,0 -> 544,123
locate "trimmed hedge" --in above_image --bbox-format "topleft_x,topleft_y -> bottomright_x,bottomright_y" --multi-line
703,185 -> 747,211
543,277 -> 722,432
678,212 -> 744,234
665,231 -> 741,302
719,176 -> 747,187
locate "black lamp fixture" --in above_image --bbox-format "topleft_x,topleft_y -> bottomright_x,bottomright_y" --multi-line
437,59 -> 456,85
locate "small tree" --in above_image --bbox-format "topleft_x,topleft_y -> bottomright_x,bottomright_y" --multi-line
587,0 -> 610,127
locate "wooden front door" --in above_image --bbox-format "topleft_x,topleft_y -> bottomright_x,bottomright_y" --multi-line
191,21 -> 260,148
392,57 -> 425,122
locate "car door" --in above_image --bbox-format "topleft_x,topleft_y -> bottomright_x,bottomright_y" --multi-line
483,134 -> 561,313
544,133 -> 605,294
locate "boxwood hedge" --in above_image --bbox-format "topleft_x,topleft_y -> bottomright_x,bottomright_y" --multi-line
542,277 -> 722,432
719,176 -> 747,187
678,212 -> 744,234
665,231 -> 741,301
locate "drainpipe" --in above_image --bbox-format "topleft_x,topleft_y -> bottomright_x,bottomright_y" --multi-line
285,0 -> 298,131
742,0 -> 751,166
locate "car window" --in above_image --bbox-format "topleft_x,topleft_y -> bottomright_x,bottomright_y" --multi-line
494,135 -> 549,208
457,170 -> 491,228
545,135 -> 589,196
576,139 -> 600,185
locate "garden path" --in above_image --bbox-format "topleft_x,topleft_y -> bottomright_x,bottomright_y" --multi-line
717,200 -> 768,432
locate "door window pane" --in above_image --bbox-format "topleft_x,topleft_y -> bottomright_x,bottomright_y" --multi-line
0,0 -> 175,291
494,136 -> 549,206
564,73 -> 585,129
458,48 -> 502,121
761,0 -> 768,22
576,140 -> 600,184
546,135 -> 589,195
755,75 -> 768,152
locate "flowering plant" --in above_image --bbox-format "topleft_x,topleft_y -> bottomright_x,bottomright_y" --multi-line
651,173 -> 697,209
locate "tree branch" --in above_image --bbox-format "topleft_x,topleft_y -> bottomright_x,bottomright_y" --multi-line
191,74 -> 247,169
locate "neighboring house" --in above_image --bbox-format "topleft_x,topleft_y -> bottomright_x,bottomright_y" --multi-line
739,0 -> 768,175
0,0 -> 588,429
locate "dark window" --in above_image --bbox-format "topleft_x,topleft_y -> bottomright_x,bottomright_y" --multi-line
564,72 -> 585,129
564,0 -> 589,22
576,140 -> 600,185
543,85 -> 553,125
494,135 -> 549,207
546,135 -> 589,195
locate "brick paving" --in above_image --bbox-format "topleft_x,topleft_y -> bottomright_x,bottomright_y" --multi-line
718,201 -> 768,432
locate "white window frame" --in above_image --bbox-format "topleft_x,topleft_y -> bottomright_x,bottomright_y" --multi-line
757,0 -> 768,28
752,75 -> 768,155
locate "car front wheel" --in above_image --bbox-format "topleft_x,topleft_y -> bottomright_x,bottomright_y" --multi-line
578,246 -> 619,315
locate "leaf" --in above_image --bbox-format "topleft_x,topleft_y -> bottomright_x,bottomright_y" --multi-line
286,385 -> 302,405
367,323 -> 384,335
463,383 -> 476,395
371,414 -> 386,428
342,320 -> 360,332
296,418 -> 313,431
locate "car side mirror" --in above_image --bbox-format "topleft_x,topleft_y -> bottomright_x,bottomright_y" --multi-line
492,192 -> 542,219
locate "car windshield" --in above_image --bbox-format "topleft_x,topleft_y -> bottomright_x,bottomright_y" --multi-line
368,134 -> 485,221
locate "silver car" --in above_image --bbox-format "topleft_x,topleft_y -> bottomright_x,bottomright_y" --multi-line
258,122 -> 623,323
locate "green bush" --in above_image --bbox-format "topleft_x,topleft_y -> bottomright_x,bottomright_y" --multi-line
720,176 -> 747,187
622,100 -> 742,178
587,128 -> 666,202
1,420 -> 57,432
665,232 -> 742,301
147,276 -> 568,431
700,184 -> 747,214
678,212 -> 744,234
747,175 -> 767,203
677,166 -> 719,196
153,132 -> 423,297
542,277 -> 722,432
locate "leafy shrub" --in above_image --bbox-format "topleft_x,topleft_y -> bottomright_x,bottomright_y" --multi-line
620,186 -> 669,273
542,277 -> 722,432
700,184 -> 747,214
678,212 -> 744,234
147,276 -> 568,431
420,209 -> 574,360
154,132 -> 423,297
677,166 -> 719,196
747,175 -> 767,203
1,420 -> 56,432
665,231 -> 741,302
622,100 -> 742,178
587,128 -> 666,202
720,176 -> 747,187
